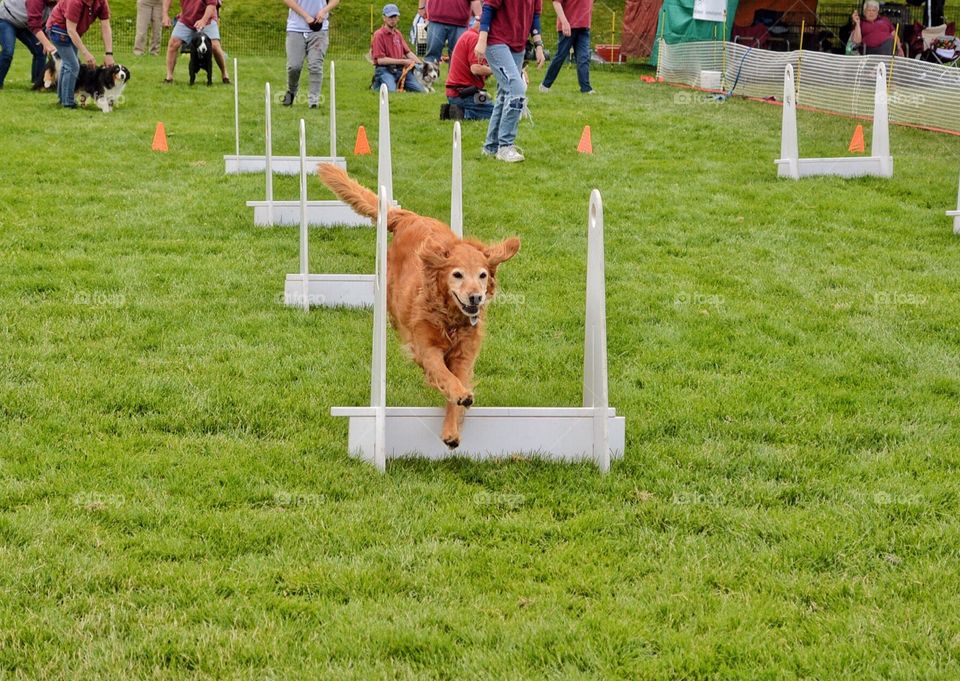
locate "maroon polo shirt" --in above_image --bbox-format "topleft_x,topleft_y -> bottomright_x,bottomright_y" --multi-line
554,0 -> 591,30
47,0 -> 110,37
177,0 -> 218,27
486,0 -> 542,52
371,25 -> 413,63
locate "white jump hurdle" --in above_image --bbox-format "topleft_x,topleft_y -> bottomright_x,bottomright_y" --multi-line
224,60 -> 346,174
451,121 -> 463,238
331,189 -> 625,472
247,80 -> 370,227
948,167 -> 960,235
776,63 -> 893,179
282,85 -> 400,308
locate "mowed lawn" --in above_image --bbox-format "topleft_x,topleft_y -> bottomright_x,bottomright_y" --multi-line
1,53 -> 959,678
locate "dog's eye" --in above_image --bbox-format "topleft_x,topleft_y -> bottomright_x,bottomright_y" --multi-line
479,272 -> 487,279
452,271 -> 463,279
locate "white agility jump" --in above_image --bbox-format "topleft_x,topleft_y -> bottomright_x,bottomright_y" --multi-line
331,188 -> 625,472
776,63 -> 893,179
247,79 -> 369,227
948,167 -> 960,235
224,59 -> 346,175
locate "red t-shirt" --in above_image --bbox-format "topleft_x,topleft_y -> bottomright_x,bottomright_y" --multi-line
372,25 -> 412,63
177,0 -> 218,27
426,0 -> 472,27
486,0 -> 542,52
860,16 -> 894,48
446,28 -> 487,96
554,0 -> 591,30
47,0 -> 109,36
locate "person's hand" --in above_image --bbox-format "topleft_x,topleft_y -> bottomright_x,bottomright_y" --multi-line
535,44 -> 545,67
104,54 -> 115,66
194,18 -> 207,30
82,48 -> 95,66
474,33 -> 487,60
851,10 -> 860,25
44,43 -> 57,55
406,57 -> 418,67
162,14 -> 172,28
560,18 -> 571,37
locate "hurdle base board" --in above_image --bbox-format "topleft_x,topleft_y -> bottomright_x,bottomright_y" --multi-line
948,210 -> 960,234
284,274 -> 375,308
224,155 -> 346,174
775,157 -> 893,179
330,406 -> 625,463
247,200 -> 372,227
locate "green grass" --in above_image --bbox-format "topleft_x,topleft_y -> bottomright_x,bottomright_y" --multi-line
2,57 -> 960,678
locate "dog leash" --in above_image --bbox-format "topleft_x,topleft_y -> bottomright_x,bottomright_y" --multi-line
398,63 -> 416,92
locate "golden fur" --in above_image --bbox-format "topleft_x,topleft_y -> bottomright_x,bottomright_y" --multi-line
318,164 -> 521,448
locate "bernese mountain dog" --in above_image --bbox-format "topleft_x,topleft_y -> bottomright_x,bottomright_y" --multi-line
43,57 -> 131,113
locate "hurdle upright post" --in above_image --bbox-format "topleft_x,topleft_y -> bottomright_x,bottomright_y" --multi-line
778,64 -> 800,179
264,82 -> 274,225
378,84 -> 393,205
872,63 -> 892,176
370,186 -> 390,472
583,190 -> 610,473
330,61 -> 337,157
948,166 -> 960,235
232,58 -> 239,160
298,119 -> 309,311
451,121 -> 463,238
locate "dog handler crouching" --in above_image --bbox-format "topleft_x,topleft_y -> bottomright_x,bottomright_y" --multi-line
46,0 -> 113,108
282,0 -> 339,108
476,0 -> 545,162
162,0 -> 228,84
443,22 -> 493,119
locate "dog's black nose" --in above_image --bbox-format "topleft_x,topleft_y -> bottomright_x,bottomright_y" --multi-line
468,294 -> 483,306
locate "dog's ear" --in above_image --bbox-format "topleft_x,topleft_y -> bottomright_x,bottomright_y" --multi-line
484,237 -> 520,270
419,240 -> 450,272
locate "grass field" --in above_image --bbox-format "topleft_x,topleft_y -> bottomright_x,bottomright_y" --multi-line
2,53 -> 960,678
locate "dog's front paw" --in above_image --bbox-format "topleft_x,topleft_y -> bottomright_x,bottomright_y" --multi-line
457,393 -> 474,408
442,434 -> 460,449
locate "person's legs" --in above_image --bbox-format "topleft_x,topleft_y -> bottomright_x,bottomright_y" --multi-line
17,27 -> 44,87
485,45 -> 526,152
305,30 -> 328,106
134,0 -> 151,55
149,0 -> 163,54
448,25 -> 466,60
57,42 -> 79,106
541,31 -> 574,89
451,93 -> 492,119
167,21 -> 196,80
401,65 -> 425,92
373,66 -> 398,92
573,28 -> 591,92
425,22 -> 457,63
285,31 -> 305,101
0,19 -> 15,88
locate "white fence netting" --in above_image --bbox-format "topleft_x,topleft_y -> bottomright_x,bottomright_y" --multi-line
656,40 -> 960,134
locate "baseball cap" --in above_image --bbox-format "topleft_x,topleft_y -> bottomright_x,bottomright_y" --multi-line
382,3 -> 400,16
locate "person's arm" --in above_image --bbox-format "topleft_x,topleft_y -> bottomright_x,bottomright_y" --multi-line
317,0 -> 339,23
552,0 -> 569,36
66,18 -> 96,66
162,0 -> 173,27
101,18 -> 114,65
283,0 -> 314,23
27,0 -> 56,53
195,1 -> 217,29
469,62 -> 492,77
530,13 -> 544,66
469,0 -> 481,21
475,3 -> 494,59
850,10 -> 861,44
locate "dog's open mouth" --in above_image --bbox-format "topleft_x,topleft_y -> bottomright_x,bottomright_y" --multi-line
453,293 -> 481,324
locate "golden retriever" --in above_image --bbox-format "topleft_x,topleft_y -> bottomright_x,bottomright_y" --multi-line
318,164 -> 521,448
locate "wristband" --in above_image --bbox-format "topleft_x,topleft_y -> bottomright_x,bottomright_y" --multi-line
105,51 -> 113,55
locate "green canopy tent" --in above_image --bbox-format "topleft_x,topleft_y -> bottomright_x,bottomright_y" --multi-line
650,0 -> 741,64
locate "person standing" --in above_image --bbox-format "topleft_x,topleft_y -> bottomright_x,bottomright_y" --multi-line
282,0 -> 338,108
162,0 -> 229,83
46,0 -> 114,108
475,0 -> 545,162
133,0 -> 163,56
444,23 -> 493,119
370,3 -> 425,93
424,0 -> 480,65
539,0 -> 593,93
409,3 -> 428,57
0,0 -> 57,90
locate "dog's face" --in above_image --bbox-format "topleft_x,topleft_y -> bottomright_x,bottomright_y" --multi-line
420,61 -> 439,86
191,34 -> 211,57
103,64 -> 130,88
422,238 -> 521,324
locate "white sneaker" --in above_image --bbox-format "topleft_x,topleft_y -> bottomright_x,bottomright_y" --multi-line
584,89 -> 596,95
481,147 -> 497,158
538,84 -> 550,93
495,145 -> 525,163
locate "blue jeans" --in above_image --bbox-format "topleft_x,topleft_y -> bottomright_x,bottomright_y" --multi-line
483,44 -> 525,153
447,92 -> 493,120
0,18 -> 44,87
52,38 -> 79,106
425,22 -> 464,63
372,65 -> 425,93
541,28 -> 592,92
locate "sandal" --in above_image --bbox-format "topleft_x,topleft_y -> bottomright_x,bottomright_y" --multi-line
162,78 -> 173,84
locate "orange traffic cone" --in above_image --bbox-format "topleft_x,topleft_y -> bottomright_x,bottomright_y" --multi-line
152,122 -> 168,152
354,125 -> 371,155
577,125 -> 592,154
848,124 -> 865,154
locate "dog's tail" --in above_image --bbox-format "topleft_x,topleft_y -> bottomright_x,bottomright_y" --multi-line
317,163 -> 392,227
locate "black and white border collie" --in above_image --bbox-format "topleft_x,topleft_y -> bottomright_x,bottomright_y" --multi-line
43,57 -> 131,112
188,34 -> 213,86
